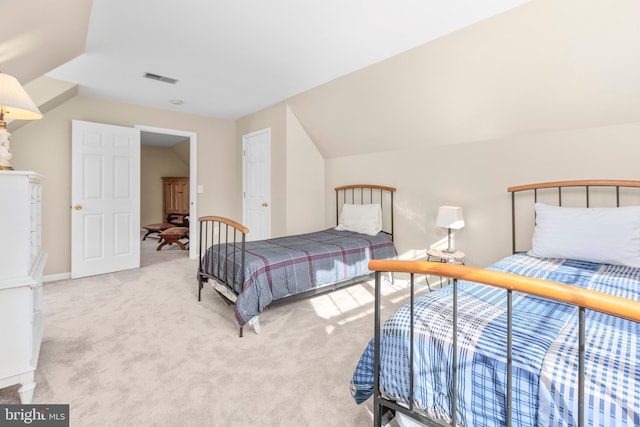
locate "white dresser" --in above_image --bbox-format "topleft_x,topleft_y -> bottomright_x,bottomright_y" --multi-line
0,171 -> 46,404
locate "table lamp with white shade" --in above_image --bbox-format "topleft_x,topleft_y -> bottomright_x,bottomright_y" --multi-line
0,73 -> 43,171
436,205 -> 464,253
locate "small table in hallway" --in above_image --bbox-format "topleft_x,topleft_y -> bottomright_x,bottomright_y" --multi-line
157,227 -> 189,251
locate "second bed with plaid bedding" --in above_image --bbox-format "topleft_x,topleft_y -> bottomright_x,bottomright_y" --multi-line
202,228 -> 397,327
351,253 -> 640,426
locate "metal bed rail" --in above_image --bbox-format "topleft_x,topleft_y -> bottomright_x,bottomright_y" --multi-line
368,260 -> 640,427
197,215 -> 248,303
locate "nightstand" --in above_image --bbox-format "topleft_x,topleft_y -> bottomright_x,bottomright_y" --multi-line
425,248 -> 465,291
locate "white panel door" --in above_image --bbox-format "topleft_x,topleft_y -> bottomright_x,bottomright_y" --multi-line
242,129 -> 271,241
71,120 -> 140,278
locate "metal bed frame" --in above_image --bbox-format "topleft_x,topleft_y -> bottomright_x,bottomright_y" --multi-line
197,184 -> 396,337
368,179 -> 640,427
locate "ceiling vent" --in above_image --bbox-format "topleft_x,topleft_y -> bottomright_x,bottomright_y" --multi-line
143,72 -> 178,84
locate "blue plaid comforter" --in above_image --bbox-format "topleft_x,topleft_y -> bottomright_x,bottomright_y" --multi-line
351,253 -> 640,426
202,228 -> 397,326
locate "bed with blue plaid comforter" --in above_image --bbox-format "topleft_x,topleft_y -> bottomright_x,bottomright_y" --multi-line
202,228 -> 397,327
351,253 -> 640,426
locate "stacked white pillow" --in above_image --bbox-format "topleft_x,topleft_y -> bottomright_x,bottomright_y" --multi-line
529,203 -> 640,268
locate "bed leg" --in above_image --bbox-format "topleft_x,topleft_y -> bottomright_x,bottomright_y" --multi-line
374,402 -> 382,427
197,276 -> 203,301
239,326 -> 243,338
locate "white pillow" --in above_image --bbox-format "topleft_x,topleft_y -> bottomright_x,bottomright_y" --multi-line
335,203 -> 382,236
529,203 -> 640,267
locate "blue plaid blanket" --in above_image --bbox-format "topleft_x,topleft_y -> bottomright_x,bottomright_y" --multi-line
351,253 -> 640,426
202,228 -> 397,326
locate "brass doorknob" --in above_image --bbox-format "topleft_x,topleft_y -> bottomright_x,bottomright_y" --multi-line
74,204 -> 82,210
261,202 -> 268,207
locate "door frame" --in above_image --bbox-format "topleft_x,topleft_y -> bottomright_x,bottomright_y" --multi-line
135,124 -> 197,259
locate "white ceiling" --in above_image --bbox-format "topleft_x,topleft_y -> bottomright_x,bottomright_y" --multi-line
47,0 -> 529,121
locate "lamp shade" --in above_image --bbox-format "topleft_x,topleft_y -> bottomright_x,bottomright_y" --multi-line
436,206 -> 464,230
0,73 -> 42,120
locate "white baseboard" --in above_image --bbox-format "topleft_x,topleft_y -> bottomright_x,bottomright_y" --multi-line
43,273 -> 71,283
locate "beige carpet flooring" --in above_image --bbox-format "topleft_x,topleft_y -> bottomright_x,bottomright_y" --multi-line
0,236 -> 414,426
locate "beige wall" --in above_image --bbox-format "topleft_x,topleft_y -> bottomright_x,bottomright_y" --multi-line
324,121 -> 640,268
9,0 -> 640,278
232,91 -> 640,271
1,1 -> 91,84
228,0 -> 640,269
170,139 -> 190,165
11,95 -> 236,276
140,145 -> 189,226
285,105 -> 324,235
286,0 -> 640,160
14,89 -> 640,276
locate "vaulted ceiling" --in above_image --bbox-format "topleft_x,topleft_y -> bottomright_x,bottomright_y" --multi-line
43,0 -> 529,120
5,1 -> 640,158
286,0 -> 640,157
1,1 -> 91,84
6,1 -> 529,119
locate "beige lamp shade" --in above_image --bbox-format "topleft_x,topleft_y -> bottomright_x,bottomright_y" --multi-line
436,206 -> 464,230
0,73 -> 42,120
0,73 -> 43,170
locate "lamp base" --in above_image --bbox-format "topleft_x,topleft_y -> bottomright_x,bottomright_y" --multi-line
0,124 -> 14,171
442,228 -> 456,253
